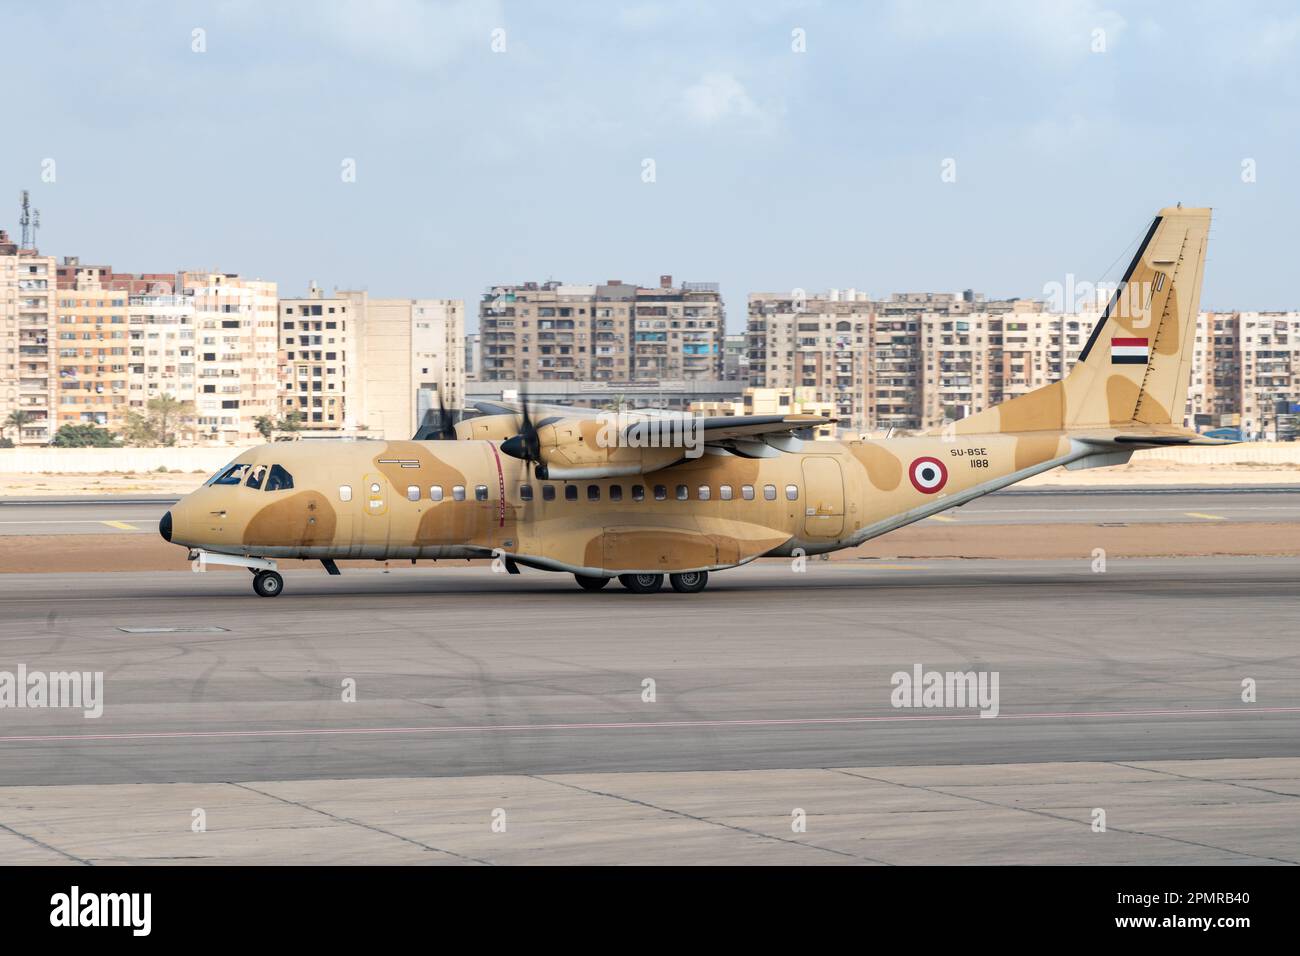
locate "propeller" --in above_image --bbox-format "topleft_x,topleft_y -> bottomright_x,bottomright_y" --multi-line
499,384 -> 547,479
436,387 -> 457,440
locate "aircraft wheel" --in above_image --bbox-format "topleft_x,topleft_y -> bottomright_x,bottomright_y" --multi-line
575,574 -> 610,591
252,570 -> 284,598
669,570 -> 709,593
618,572 -> 663,594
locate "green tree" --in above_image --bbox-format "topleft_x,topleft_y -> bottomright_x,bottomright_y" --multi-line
3,409 -> 31,443
255,415 -> 276,440
276,410 -> 303,433
52,423 -> 120,448
118,394 -> 196,446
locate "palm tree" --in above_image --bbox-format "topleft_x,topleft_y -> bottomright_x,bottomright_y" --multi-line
3,409 -> 31,444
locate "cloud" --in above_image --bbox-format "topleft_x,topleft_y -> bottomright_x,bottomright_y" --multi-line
682,71 -> 764,126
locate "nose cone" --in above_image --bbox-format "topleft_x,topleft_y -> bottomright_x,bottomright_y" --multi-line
159,510 -> 173,542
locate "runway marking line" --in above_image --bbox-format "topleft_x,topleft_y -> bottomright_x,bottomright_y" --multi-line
101,520 -> 137,530
2,706 -> 1298,745
1184,512 -> 1226,521
926,515 -> 958,523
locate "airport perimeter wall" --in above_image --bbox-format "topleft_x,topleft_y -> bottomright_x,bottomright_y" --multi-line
0,447 -> 256,473
0,443 -> 1297,473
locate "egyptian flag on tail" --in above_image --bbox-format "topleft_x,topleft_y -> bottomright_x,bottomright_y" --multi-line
1111,337 -> 1149,365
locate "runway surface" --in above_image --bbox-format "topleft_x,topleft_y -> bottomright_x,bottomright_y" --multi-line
1,557 -> 1297,864
1,558 -> 1296,786
1,486 -> 1297,534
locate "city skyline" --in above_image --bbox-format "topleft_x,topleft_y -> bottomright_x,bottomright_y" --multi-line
1,0 -> 1298,330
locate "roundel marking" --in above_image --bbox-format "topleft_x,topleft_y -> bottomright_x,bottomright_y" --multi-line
909,456 -> 948,494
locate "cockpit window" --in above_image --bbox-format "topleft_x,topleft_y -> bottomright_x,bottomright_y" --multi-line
209,463 -> 251,486
246,464 -> 267,490
264,464 -> 294,491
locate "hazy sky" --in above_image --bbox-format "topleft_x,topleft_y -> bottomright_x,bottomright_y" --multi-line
2,0 -> 1297,329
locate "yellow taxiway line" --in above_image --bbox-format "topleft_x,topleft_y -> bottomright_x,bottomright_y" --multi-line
101,520 -> 138,530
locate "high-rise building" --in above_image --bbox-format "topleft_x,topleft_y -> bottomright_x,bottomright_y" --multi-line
52,282 -> 132,430
183,271 -> 279,444
465,332 -> 481,383
0,230 -> 58,445
279,288 -> 465,438
480,276 -> 723,383
279,286 -> 357,432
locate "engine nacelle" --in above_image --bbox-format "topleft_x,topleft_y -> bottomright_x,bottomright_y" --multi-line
532,418 -> 694,479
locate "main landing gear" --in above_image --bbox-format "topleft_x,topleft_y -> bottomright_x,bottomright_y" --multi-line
252,570 -> 284,598
582,570 -> 710,594
669,570 -> 708,593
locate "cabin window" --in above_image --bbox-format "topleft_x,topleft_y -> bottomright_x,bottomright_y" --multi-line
763,484 -> 777,500
453,485 -> 466,501
265,464 -> 294,491
609,485 -> 623,502
475,485 -> 489,501
654,485 -> 668,501
429,485 -> 443,501
542,485 -> 556,501
407,485 -> 420,501
631,485 -> 645,502
565,485 -> 578,501
785,484 -> 799,501
587,484 -> 600,501
698,485 -> 711,501
210,463 -> 250,486
742,485 -> 755,500
519,484 -> 533,502
339,485 -> 352,502
719,484 -> 733,501
245,464 -> 267,490
675,484 -> 688,501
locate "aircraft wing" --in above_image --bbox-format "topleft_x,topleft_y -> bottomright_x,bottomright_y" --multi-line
686,414 -> 836,443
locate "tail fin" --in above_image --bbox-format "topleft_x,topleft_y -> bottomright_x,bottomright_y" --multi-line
955,206 -> 1211,435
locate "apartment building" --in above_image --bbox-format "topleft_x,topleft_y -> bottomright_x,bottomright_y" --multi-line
747,289 -> 891,430
749,290 -> 1100,432
182,271 -> 279,444
279,287 -> 356,432
52,283 -> 132,429
127,291 -> 197,416
465,332 -> 481,382
480,276 -> 723,383
280,289 -> 465,438
1208,311 -> 1300,439
0,230 -> 58,445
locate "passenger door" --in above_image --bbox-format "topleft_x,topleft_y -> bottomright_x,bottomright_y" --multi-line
801,457 -> 845,537
357,471 -> 391,556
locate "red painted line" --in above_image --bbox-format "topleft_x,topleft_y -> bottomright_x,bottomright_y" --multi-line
0,706 -> 1296,745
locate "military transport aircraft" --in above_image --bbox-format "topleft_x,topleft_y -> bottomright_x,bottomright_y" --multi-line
160,205 -> 1224,597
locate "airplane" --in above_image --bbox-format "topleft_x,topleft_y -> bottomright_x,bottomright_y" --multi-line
159,205 -> 1224,597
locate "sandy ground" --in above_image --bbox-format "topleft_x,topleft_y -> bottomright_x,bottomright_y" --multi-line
2,520 -> 1296,574
0,471 -> 207,497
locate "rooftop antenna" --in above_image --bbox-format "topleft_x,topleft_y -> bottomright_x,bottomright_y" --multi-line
18,190 -> 35,250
